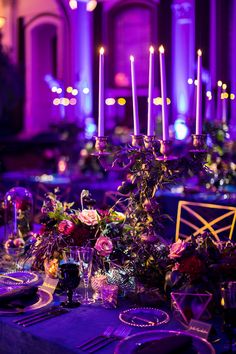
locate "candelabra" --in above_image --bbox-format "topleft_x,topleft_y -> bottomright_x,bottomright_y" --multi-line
93,133 -> 207,172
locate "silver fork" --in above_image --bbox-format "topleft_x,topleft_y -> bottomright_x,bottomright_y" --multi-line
76,326 -> 114,350
87,325 -> 132,353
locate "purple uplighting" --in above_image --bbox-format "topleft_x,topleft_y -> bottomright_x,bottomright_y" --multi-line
0,3 -> 236,354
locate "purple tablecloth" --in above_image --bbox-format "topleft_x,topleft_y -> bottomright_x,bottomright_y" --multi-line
0,297 -> 226,354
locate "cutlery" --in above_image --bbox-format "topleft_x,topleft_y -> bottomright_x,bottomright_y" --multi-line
14,306 -> 67,326
76,326 -> 114,350
0,274 -> 24,283
129,315 -> 156,325
13,305 -> 59,323
21,308 -> 69,327
87,325 -> 132,353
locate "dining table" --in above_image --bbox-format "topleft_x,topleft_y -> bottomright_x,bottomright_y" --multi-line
0,285 -> 229,354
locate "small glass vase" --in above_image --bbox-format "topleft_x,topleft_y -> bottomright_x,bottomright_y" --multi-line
4,187 -> 33,242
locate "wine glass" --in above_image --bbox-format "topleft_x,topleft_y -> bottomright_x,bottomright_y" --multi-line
221,281 -> 236,353
62,246 -> 80,265
59,262 -> 80,308
78,247 -> 95,305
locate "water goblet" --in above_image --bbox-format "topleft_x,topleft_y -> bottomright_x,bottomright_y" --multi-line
59,262 -> 80,308
78,247 -> 95,305
62,246 -> 80,265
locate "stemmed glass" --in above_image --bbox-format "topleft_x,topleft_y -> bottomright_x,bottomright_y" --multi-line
59,262 -> 80,308
59,246 -> 81,308
78,247 -> 95,305
221,281 -> 236,353
62,246 -> 80,265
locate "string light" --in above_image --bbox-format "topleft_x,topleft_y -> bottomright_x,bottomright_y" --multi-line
105,98 -> 115,106
69,0 -> 77,10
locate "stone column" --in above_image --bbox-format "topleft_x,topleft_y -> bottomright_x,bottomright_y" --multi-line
229,0 -> 236,139
70,3 -> 94,128
171,0 -> 195,125
209,0 -> 217,89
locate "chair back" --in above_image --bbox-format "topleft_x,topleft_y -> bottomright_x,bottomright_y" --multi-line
175,200 -> 236,241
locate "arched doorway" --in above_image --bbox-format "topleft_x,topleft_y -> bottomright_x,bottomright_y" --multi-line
24,15 -> 64,136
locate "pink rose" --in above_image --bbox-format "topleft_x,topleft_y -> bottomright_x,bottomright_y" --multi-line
95,236 -> 113,257
78,209 -> 100,226
169,239 -> 186,259
58,220 -> 75,235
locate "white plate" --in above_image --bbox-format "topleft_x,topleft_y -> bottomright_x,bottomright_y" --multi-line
119,307 -> 170,327
114,330 -> 215,354
0,287 -> 53,314
0,271 -> 39,285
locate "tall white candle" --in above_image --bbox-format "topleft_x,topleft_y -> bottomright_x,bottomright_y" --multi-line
130,55 -> 140,135
147,46 -> 155,136
222,83 -> 227,124
98,47 -> 105,137
205,91 -> 212,120
159,45 -> 168,140
196,49 -> 202,134
216,80 -> 222,121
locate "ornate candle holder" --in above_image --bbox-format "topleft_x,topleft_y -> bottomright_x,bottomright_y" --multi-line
156,140 -> 176,161
144,135 -> 160,153
131,134 -> 144,148
93,132 -> 207,171
94,136 -> 110,156
190,134 -> 207,162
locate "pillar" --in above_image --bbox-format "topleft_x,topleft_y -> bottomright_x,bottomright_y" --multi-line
171,0 -> 195,125
70,3 -> 94,128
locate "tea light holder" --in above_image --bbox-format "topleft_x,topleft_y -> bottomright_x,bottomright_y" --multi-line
101,284 -> 119,308
91,274 -> 108,301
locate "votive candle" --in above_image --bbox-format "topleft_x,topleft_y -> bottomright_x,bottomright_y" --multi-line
196,49 -> 202,134
147,46 -> 155,136
130,55 -> 140,135
98,47 -> 105,137
159,45 -> 168,140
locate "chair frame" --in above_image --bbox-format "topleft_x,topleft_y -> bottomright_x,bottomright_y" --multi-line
175,200 -> 236,241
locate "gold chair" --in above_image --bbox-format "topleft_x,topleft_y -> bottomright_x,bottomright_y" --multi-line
175,200 -> 236,241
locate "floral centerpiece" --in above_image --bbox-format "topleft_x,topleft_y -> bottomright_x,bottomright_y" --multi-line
165,232 -> 236,299
26,190 -> 125,276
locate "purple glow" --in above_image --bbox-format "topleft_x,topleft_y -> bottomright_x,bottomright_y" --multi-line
172,0 -> 195,125
72,3 -> 93,124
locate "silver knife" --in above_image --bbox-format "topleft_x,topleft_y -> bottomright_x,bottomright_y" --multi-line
18,308 -> 68,327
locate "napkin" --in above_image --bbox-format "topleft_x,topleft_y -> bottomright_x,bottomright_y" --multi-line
0,285 -> 38,309
133,334 -> 196,354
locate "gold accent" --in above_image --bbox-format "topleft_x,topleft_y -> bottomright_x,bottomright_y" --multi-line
0,274 -> 23,283
175,201 -> 236,241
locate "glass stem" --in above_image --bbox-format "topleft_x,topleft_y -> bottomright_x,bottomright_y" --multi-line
67,289 -> 73,305
84,279 -> 89,302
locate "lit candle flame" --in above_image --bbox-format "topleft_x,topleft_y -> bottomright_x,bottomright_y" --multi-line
206,91 -> 212,98
222,83 -> 227,90
159,45 -> 164,54
130,55 -> 134,62
100,47 -> 104,55
197,49 -> 202,56
149,46 -> 154,54
217,80 -> 223,87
